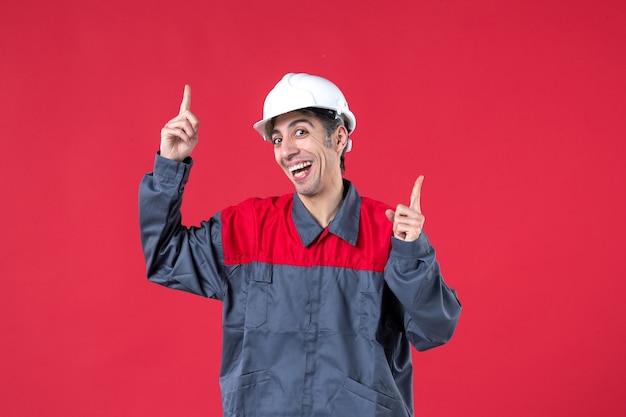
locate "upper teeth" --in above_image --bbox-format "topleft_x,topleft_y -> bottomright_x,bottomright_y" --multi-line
289,162 -> 312,172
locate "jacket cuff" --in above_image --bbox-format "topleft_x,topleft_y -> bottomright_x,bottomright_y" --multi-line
153,152 -> 193,185
390,231 -> 434,260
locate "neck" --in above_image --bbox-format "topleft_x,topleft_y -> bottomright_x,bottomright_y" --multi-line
298,179 -> 345,228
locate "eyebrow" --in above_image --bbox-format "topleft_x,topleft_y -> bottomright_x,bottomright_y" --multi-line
270,118 -> 315,137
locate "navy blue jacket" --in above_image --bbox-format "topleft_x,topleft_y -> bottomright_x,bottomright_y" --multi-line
139,154 -> 461,417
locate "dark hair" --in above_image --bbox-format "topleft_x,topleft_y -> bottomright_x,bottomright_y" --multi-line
266,107 -> 349,173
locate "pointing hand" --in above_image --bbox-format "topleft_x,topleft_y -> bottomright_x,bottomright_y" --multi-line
160,85 -> 200,162
385,176 -> 425,242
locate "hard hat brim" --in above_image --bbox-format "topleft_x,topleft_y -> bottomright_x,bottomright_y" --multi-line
253,106 -> 356,141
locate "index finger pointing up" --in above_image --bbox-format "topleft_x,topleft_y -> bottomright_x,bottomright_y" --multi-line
179,84 -> 191,114
409,175 -> 424,212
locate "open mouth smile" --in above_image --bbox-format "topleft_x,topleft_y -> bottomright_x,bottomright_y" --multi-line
288,161 -> 312,179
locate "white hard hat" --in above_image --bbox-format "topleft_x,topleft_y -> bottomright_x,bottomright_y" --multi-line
253,73 -> 356,151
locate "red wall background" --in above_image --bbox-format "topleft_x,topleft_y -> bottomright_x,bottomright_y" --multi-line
1,0 -> 625,416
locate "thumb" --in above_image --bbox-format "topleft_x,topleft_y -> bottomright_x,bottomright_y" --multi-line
385,209 -> 395,223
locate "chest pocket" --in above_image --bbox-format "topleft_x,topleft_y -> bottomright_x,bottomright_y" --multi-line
244,263 -> 273,329
358,271 -> 385,339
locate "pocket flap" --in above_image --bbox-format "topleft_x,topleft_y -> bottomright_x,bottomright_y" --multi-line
248,262 -> 273,283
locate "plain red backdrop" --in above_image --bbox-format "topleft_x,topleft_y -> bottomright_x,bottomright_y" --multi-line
1,0 -> 625,416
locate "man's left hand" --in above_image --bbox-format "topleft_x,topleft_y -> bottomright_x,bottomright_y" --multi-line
385,176 -> 425,242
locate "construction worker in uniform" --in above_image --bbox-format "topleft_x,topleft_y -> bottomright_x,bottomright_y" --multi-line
139,73 -> 462,417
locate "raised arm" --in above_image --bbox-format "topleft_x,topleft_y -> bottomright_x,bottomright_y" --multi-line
139,85 -> 227,299
384,176 -> 462,351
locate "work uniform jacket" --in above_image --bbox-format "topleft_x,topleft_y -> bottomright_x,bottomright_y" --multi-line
139,154 -> 462,417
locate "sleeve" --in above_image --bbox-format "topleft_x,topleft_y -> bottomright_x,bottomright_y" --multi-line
383,232 -> 462,351
138,153 -> 228,300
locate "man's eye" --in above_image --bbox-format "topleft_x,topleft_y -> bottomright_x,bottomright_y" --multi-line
295,129 -> 307,137
272,137 -> 282,145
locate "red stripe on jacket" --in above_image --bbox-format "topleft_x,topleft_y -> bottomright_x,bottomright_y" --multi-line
220,195 -> 393,272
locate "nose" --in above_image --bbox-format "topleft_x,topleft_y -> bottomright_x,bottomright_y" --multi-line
279,136 -> 299,160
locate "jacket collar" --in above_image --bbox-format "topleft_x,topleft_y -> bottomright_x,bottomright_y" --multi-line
292,179 -> 361,247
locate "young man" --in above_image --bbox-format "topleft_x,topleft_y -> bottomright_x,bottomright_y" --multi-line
139,73 -> 461,417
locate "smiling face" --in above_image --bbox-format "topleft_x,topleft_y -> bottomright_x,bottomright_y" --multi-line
270,110 -> 348,199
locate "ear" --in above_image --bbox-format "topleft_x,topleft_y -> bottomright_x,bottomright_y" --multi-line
334,125 -> 349,153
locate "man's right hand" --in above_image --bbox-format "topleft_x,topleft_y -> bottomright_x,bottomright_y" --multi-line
160,85 -> 199,162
